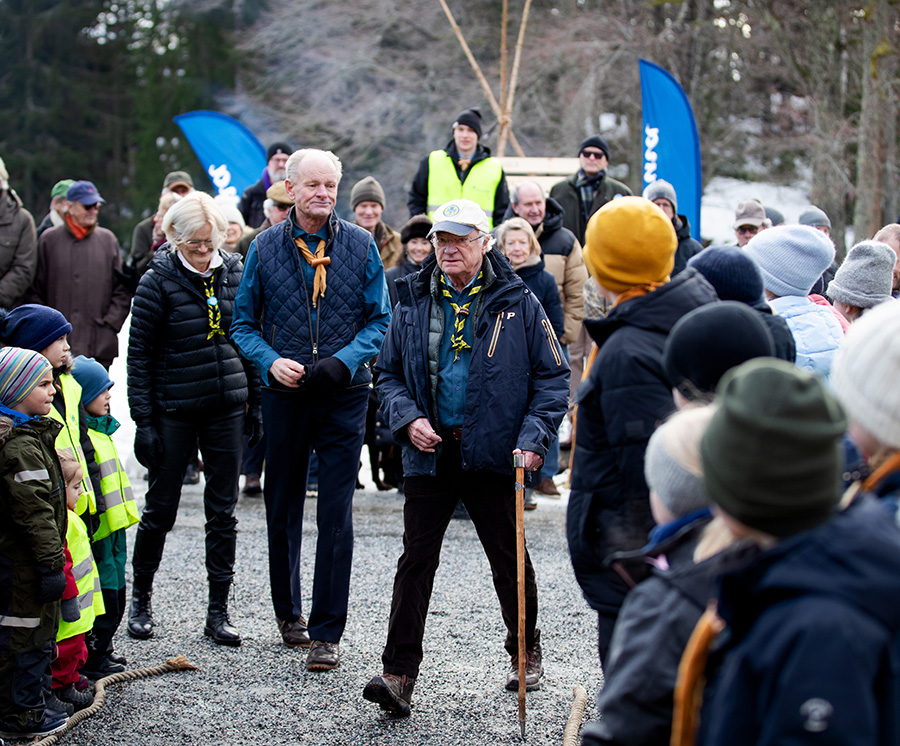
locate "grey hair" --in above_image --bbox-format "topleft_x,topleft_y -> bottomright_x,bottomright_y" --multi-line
285,149 -> 343,185
510,180 -> 545,206
162,192 -> 227,248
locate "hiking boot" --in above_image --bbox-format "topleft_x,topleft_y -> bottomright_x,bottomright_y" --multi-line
56,683 -> 94,712
108,651 -> 127,666
44,690 -> 74,718
306,640 -> 339,671
0,709 -> 68,739
127,576 -> 155,640
363,673 -> 415,717
505,639 -> 543,692
277,617 -> 310,648
533,477 -> 560,497
524,489 -> 538,511
204,580 -> 242,647
81,656 -> 125,680
243,473 -> 262,495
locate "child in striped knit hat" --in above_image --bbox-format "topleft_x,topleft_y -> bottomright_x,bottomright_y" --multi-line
0,347 -> 71,740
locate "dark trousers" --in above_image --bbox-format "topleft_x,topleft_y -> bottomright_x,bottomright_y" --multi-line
0,642 -> 52,725
381,441 -> 539,679
262,385 -> 368,643
132,404 -> 244,583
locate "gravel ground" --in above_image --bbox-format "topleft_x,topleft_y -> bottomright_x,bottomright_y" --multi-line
59,470 -> 603,746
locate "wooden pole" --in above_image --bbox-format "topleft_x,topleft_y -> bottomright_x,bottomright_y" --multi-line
514,452 -> 527,739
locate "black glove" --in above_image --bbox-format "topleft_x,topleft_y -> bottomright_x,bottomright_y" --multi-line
134,424 -> 163,470
36,566 -> 66,604
305,357 -> 351,393
61,596 -> 81,623
244,404 -> 264,449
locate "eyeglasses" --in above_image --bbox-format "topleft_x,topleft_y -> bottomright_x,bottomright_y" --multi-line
580,150 -> 607,160
432,235 -> 483,250
81,203 -> 101,211
184,239 -> 216,249
736,225 -> 761,236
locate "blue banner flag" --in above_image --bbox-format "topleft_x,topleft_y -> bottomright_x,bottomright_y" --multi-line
639,59 -> 702,240
174,111 -> 267,205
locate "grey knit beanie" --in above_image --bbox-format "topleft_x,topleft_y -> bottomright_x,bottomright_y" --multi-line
798,206 -> 831,230
644,406 -> 715,518
827,240 -> 895,310
642,179 -> 677,214
831,300 -> 900,448
744,224 -> 835,296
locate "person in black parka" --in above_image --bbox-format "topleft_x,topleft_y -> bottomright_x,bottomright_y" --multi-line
127,192 -> 259,648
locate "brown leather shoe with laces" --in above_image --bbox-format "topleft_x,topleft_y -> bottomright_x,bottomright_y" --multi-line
363,673 -> 415,716
505,638 -> 543,691
306,640 -> 340,670
277,617 -> 310,648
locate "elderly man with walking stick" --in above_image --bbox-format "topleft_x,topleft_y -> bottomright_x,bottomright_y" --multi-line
362,198 -> 569,716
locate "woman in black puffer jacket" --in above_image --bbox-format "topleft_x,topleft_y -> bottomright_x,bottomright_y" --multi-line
126,192 -> 257,647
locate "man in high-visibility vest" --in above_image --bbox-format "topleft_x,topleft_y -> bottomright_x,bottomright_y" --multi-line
407,107 -> 509,229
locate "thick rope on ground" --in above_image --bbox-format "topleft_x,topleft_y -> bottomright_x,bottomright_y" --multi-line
562,684 -> 589,746
33,656 -> 200,746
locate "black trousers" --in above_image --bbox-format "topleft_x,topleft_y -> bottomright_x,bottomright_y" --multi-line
381,441 -> 539,679
0,642 -> 53,725
132,404 -> 244,583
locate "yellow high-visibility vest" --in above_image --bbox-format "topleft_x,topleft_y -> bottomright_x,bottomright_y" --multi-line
48,374 -> 96,517
426,150 -> 504,228
87,429 -> 139,541
57,509 -> 105,640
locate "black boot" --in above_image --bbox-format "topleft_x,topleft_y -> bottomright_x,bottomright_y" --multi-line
204,580 -> 241,647
127,575 -> 155,640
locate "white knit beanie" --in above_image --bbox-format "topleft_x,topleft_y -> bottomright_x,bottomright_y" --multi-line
744,224 -> 835,296
831,300 -> 900,448
827,240 -> 895,309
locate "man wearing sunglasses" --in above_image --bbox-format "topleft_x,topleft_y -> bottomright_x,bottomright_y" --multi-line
733,199 -> 771,247
550,135 -> 632,245
26,180 -> 131,368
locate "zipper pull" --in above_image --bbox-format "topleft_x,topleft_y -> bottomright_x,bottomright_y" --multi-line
312,342 -> 319,361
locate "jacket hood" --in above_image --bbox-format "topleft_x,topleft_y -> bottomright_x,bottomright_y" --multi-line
585,268 -> 718,349
675,214 -> 693,240
718,495 -> 900,639
0,189 -> 24,224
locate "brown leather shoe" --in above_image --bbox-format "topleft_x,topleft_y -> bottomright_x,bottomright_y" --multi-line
533,477 -> 561,497
306,640 -> 340,671
363,673 -> 415,716
277,617 -> 310,648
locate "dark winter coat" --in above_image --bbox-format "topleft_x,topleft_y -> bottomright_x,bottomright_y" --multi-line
385,258 -> 424,310
751,299 -> 796,363
0,413 -> 65,652
127,247 -> 253,424
700,495 -> 900,746
238,176 -> 268,229
673,215 -> 703,277
513,256 -> 565,341
26,221 -> 132,366
549,172 -> 633,245
567,269 -> 718,614
0,189 -> 37,309
375,249 -> 570,478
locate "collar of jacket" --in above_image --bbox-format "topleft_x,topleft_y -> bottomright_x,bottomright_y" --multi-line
444,140 -> 492,166
86,413 -> 120,436
148,245 -> 236,297
285,206 -> 340,247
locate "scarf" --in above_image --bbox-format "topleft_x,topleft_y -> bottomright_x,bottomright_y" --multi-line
441,271 -> 483,361
65,213 -> 91,241
862,450 -> 900,493
574,168 -> 606,223
295,236 -> 330,307
200,271 -> 225,340
612,282 -> 664,308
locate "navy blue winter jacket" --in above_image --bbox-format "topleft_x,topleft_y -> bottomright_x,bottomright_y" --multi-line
513,257 -> 565,342
375,249 -> 570,477
700,495 -> 900,746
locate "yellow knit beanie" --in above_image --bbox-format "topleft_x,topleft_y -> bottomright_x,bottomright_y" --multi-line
583,196 -> 677,293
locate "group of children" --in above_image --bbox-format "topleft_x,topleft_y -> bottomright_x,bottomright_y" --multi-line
0,305 -> 138,740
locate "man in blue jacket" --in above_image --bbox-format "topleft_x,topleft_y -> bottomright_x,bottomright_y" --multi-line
362,198 -> 569,716
231,148 -> 391,672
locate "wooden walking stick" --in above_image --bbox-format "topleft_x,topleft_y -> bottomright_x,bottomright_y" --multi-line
513,451 -> 527,739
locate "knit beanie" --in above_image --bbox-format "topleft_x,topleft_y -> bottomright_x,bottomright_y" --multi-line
826,240 -> 895,310
401,214 -> 433,245
743,224 -> 835,297
454,108 -> 483,139
642,179 -> 677,214
831,300 -> 900,448
350,176 -> 386,210
687,247 -> 765,304
0,347 -> 52,408
579,135 -> 609,158
798,206 -> 831,230
583,196 -> 676,294
664,302 -> 776,398
701,358 -> 846,538
71,355 -> 114,407
765,206 -> 785,227
644,405 -> 715,518
266,142 -> 292,162
0,304 -> 72,352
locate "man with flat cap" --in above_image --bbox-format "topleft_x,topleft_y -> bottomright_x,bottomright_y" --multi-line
239,142 -> 291,228
407,108 -> 509,228
363,198 -> 569,716
550,135 -> 632,245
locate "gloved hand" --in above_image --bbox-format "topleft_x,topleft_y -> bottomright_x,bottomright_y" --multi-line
36,566 -> 66,603
134,424 -> 163,470
244,404 -> 264,449
305,357 -> 351,393
61,596 -> 81,623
